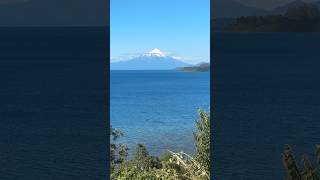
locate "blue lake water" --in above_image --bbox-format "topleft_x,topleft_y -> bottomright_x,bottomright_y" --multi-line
213,32 -> 320,180
0,27 -> 108,180
111,70 -> 210,156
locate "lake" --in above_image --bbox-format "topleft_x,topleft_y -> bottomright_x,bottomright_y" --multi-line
0,27 -> 108,180
110,70 -> 210,156
213,32 -> 320,180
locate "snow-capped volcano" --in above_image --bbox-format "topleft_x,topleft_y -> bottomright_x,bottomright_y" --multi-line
111,48 -> 191,70
143,48 -> 166,57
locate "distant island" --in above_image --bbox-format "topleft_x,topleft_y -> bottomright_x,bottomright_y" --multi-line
214,1 -> 320,32
176,63 -> 210,72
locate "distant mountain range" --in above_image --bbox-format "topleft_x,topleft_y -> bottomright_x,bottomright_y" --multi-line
213,0 -> 320,31
272,0 -> 320,14
213,0 -> 320,18
111,49 -> 192,70
222,0 -> 320,32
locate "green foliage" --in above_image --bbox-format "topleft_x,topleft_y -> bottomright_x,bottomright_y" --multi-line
282,145 -> 302,180
134,144 -> 149,160
110,127 -> 128,174
112,143 -> 162,179
110,110 -> 211,180
159,152 -> 172,162
113,163 -> 158,180
194,109 -> 210,173
282,145 -> 320,180
166,151 -> 209,180
301,155 -> 319,180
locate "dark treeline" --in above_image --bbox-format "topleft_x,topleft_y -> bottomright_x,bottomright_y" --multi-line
225,3 -> 320,32
177,63 -> 210,72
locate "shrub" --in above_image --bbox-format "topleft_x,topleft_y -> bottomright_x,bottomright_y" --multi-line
134,144 -> 149,161
110,109 -> 211,180
282,145 -> 320,180
194,109 -> 210,173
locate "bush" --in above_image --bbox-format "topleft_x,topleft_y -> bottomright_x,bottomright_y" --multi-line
282,145 -> 320,180
110,110 -> 211,180
194,110 -> 210,173
134,144 -> 149,161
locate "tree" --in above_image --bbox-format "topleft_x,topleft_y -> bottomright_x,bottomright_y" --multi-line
194,109 -> 210,173
282,145 -> 320,180
282,145 -> 302,180
134,144 -> 149,161
110,127 -> 128,173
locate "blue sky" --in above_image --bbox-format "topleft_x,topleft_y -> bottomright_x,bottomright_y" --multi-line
110,0 -> 210,64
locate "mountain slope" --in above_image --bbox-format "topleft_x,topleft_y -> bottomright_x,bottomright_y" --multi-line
111,49 -> 191,70
272,0 -> 310,14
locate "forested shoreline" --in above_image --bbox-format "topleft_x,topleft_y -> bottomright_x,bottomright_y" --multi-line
220,3 -> 320,32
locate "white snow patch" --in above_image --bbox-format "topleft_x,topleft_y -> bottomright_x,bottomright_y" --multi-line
144,48 -> 166,57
